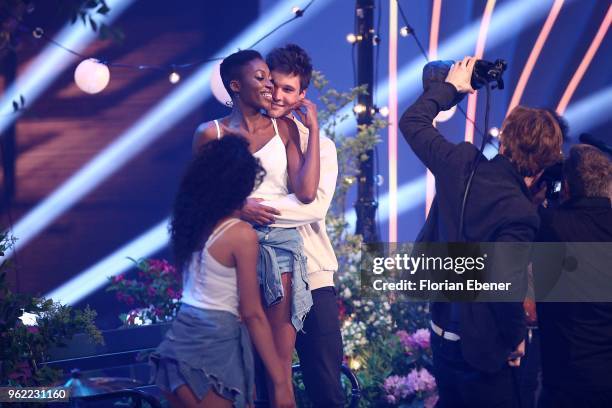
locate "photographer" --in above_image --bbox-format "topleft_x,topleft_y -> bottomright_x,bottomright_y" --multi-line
399,56 -> 563,407
536,144 -> 612,408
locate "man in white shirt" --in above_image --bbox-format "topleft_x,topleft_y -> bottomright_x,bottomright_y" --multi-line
241,44 -> 344,407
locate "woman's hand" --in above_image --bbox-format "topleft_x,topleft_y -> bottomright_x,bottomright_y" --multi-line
272,380 -> 296,408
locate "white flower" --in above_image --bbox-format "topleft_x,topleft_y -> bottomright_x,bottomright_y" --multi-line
343,287 -> 352,298
18,311 -> 39,326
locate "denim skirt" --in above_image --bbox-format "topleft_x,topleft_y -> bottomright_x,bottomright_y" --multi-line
150,304 -> 254,407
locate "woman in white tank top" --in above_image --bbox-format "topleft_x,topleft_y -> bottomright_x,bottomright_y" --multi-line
151,136 -> 294,408
192,50 -> 320,403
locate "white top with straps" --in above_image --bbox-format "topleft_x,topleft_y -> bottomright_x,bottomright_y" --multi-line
214,118 -> 288,201
181,218 -> 242,316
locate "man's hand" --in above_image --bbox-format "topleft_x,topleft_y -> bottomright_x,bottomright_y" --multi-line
240,198 -> 280,225
291,98 -> 318,131
445,56 -> 477,94
508,339 -> 526,367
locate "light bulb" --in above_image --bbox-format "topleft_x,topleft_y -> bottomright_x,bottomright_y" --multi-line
169,71 -> 181,84
74,59 -> 110,94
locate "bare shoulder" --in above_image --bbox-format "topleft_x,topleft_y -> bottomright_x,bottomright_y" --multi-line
193,120 -> 221,154
226,220 -> 258,245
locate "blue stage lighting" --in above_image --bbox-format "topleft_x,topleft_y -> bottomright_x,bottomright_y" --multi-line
6,0 -> 331,264
42,0 -> 331,303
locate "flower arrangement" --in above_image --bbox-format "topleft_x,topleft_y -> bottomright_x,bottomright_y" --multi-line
0,231 -> 102,387
310,72 -> 436,406
106,258 -> 181,326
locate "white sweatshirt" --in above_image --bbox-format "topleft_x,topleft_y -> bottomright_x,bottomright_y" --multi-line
261,119 -> 339,290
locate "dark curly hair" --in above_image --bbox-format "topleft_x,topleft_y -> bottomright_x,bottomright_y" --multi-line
170,135 -> 265,268
266,43 -> 312,91
220,49 -> 264,96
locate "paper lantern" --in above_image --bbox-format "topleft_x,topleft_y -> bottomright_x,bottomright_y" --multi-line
211,61 -> 231,106
74,59 -> 110,94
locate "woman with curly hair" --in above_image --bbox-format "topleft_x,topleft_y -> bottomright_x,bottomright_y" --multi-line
193,49 -> 319,401
151,135 -> 295,408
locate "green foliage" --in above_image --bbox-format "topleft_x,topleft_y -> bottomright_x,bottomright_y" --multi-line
0,0 -> 122,59
308,72 -> 435,406
0,231 -> 103,387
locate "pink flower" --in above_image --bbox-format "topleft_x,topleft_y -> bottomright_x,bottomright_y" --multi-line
124,295 -> 135,306
406,368 -> 437,393
425,394 -> 439,408
147,286 -> 157,297
383,375 -> 412,401
397,328 -> 431,351
411,329 -> 431,349
113,274 -> 124,283
385,394 -> 397,404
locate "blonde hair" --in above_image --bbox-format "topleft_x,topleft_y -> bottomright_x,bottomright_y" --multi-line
564,144 -> 612,198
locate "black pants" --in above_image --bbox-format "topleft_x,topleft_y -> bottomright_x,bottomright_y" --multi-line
255,286 -> 345,407
431,331 -> 520,408
538,386 -> 612,408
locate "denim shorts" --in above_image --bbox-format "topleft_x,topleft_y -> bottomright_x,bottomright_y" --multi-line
274,247 -> 293,274
256,226 -> 293,274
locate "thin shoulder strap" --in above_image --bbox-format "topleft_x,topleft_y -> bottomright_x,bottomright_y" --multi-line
206,218 -> 241,248
271,117 -> 279,137
213,120 -> 221,139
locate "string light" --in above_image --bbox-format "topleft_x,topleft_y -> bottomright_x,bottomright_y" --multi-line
168,71 -> 180,84
346,33 -> 363,43
489,127 -> 500,138
399,26 -> 412,37
17,1 -> 316,96
353,103 -> 366,114
74,59 -> 110,94
32,27 -> 44,39
369,105 -> 389,117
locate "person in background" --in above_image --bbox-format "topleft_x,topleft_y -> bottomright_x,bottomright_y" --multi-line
536,144 -> 612,408
399,56 -> 563,407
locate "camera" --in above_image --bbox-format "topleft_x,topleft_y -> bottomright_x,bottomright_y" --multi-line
472,59 -> 507,90
537,162 -> 564,203
422,59 -> 508,91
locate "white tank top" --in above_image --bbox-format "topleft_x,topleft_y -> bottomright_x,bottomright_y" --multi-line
180,218 -> 242,316
214,118 -> 288,201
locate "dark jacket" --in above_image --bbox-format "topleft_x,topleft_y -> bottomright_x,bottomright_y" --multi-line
399,82 -> 536,373
536,197 -> 612,391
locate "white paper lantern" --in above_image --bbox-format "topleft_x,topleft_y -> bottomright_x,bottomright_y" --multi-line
434,105 -> 456,123
74,59 -> 110,94
211,61 -> 231,106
